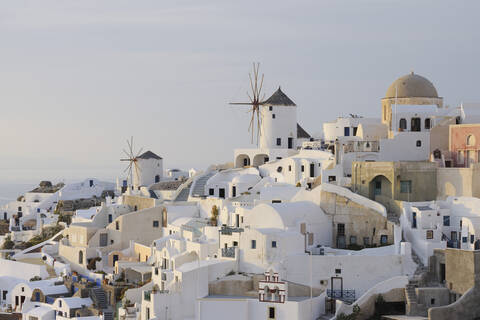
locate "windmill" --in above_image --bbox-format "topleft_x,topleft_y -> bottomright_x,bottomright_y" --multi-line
230,62 -> 265,145
120,136 -> 143,187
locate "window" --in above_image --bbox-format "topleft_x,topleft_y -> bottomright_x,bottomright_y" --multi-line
431,298 -> 435,305
271,241 -> 277,248
411,117 -> 421,132
276,138 -> 281,146
350,236 -> 357,245
288,165 -> 292,172
328,176 -> 336,182
425,118 -> 431,129
21,287 -> 24,292
443,216 -> 450,226
116,221 -> 119,230
268,307 -> 275,319
380,235 -> 388,245
344,127 -> 350,136
272,114 -> 276,119
269,106 -> 273,111
399,118 -> 407,130
59,300 -> 62,307
209,188 -> 214,196
426,230 -> 434,240
251,240 -> 256,249
463,237 -> 468,243
277,166 -> 282,173
400,180 -> 412,193
337,223 -> 345,236
467,134 -> 476,146
335,268 -> 341,274
233,241 -> 238,247
363,237 -> 370,246
301,165 -> 304,172
416,140 -> 421,147
153,221 -> 159,228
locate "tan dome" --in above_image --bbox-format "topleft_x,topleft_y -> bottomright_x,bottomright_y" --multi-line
385,72 -> 438,99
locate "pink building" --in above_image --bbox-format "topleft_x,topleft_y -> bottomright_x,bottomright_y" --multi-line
449,124 -> 480,167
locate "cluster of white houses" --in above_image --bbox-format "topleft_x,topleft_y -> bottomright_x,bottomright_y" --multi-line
2,72 -> 480,320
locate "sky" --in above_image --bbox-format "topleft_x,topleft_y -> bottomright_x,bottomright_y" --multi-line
1,0 -> 480,184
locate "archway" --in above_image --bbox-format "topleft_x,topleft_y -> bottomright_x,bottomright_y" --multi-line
235,154 -> 251,168
368,175 -> 392,208
252,154 -> 269,167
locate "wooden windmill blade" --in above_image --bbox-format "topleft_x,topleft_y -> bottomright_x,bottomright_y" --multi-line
228,62 -> 266,145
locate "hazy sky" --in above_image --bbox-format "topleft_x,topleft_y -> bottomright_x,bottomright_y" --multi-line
1,0 -> 479,184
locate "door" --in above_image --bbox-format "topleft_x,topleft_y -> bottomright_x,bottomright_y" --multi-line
232,186 -> 236,197
113,255 -> 119,267
344,127 -> 350,136
108,214 -> 112,223
310,163 -> 315,178
99,233 -> 108,247
288,137 -> 293,149
219,188 -> 225,198
380,235 -> 388,245
35,292 -> 40,302
235,214 -> 240,228
412,212 -> 417,229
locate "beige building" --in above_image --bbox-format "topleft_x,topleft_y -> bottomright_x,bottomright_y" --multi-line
381,72 -> 443,137
320,184 -> 394,248
351,161 -> 437,214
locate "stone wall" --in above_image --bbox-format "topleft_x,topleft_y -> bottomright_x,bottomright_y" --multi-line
122,195 -> 155,212
428,287 -> 480,320
320,189 -> 394,247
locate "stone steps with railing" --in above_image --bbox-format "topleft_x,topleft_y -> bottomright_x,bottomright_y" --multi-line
191,171 -> 217,197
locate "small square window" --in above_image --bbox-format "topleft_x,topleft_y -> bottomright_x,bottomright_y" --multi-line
426,230 -> 434,239
153,220 -> 159,228
400,180 -> 412,193
416,140 -> 422,147
335,268 -> 341,274
269,106 -> 273,111
443,216 -> 450,226
350,236 -> 357,245
271,241 -> 277,248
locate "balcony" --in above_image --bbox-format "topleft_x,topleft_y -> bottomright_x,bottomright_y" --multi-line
220,225 -> 244,235
327,289 -> 356,303
221,247 -> 235,258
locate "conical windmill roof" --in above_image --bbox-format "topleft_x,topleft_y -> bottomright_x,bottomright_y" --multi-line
137,151 -> 162,160
263,87 -> 296,106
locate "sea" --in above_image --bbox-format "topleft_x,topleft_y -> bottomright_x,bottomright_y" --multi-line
0,182 -> 37,207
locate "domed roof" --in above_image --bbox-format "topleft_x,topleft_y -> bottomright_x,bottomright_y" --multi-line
385,72 -> 438,99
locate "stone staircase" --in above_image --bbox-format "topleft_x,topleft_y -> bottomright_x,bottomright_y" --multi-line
90,287 -> 114,320
174,183 -> 192,201
91,287 -> 107,309
191,171 -> 217,197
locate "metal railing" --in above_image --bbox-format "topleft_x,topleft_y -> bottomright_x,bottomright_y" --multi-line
220,225 -> 244,235
221,247 -> 235,258
326,289 -> 356,303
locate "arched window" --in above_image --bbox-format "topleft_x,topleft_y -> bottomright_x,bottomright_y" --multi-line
78,251 -> 83,264
399,118 -> 407,130
467,135 -> 476,146
425,118 -> 431,130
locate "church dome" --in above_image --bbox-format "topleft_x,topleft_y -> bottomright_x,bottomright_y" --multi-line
385,72 -> 438,99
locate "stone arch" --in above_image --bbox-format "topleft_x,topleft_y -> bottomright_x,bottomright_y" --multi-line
235,154 -> 251,168
368,175 -> 393,206
252,154 -> 269,167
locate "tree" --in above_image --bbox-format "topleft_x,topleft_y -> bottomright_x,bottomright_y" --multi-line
210,205 -> 219,226
2,236 -> 14,250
